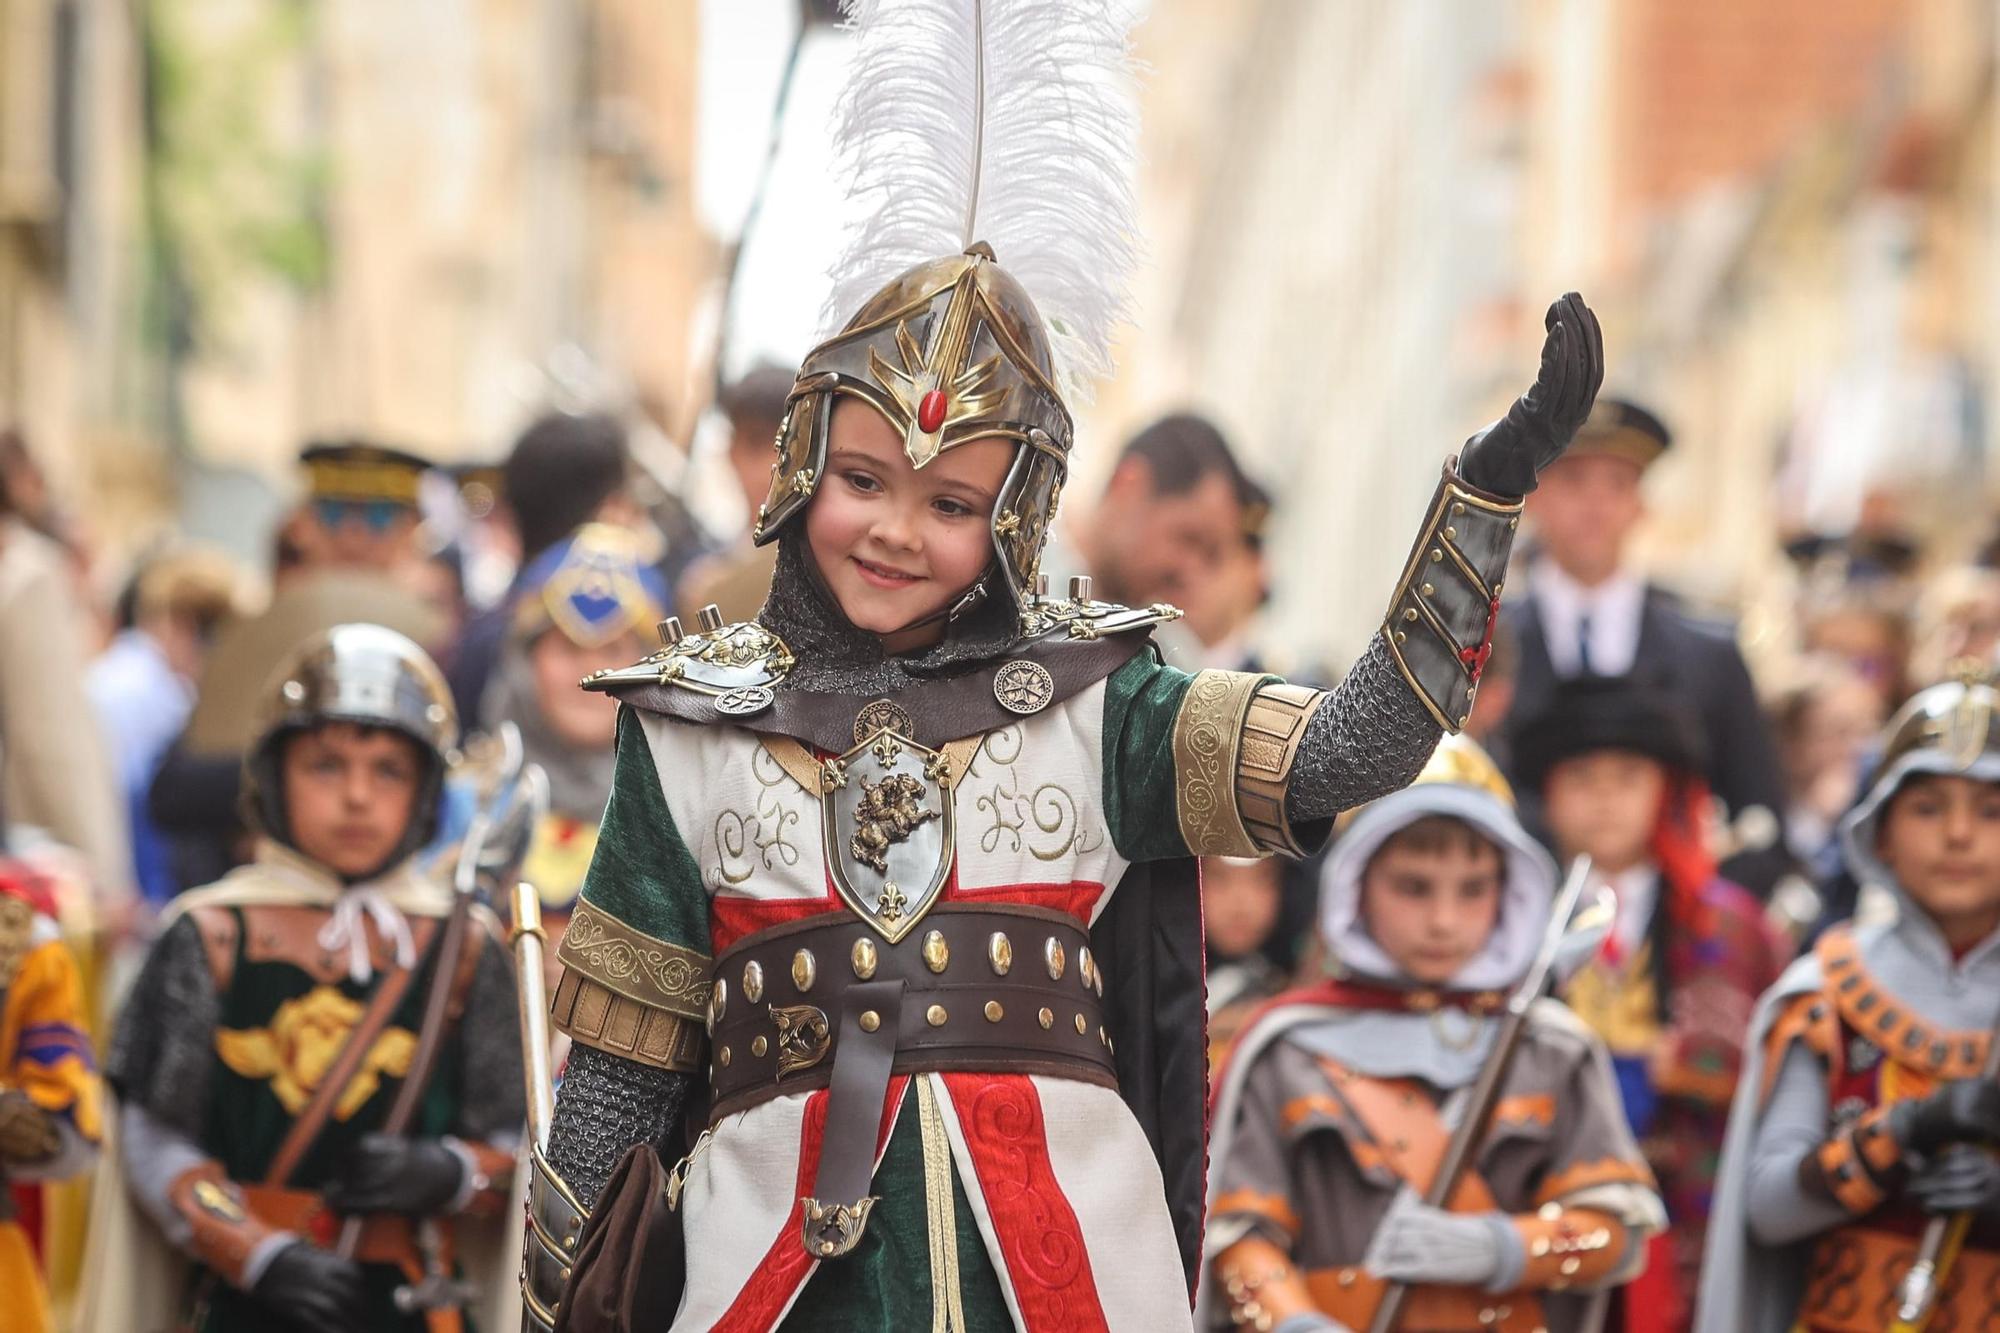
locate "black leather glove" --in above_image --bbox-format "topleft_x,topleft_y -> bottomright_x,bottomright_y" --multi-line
1890,1079 -> 2000,1157
1909,1145 -> 2000,1216
322,1133 -> 463,1216
250,1239 -> 368,1333
1456,292 -> 1605,497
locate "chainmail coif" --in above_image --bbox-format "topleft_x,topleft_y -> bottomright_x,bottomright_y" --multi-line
756,529 -> 1026,694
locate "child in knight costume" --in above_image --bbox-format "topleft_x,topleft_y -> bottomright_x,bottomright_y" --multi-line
1202,737 -> 1664,1333
527,3 -> 1606,1330
1697,673 -> 2000,1332
84,624 -> 526,1333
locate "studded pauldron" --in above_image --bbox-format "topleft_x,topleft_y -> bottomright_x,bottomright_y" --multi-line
1381,463 -> 1524,732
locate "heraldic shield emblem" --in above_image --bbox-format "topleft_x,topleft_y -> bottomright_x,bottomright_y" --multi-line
822,727 -> 955,943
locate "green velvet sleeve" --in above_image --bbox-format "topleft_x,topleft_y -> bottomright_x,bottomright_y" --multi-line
1100,650 -> 1199,863
568,705 -> 710,959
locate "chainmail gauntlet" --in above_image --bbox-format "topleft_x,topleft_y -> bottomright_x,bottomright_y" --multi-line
1286,636 -> 1443,822
547,1044 -> 696,1209
758,531 -> 1025,694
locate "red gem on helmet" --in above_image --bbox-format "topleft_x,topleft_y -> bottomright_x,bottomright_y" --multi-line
918,390 -> 948,434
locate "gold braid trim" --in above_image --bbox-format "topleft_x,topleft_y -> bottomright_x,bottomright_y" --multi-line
303,457 -> 422,505
1172,670 -> 1264,858
917,1077 -> 969,1332
555,901 -> 712,1023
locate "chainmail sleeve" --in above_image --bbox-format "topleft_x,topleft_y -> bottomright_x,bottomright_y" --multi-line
105,914 -> 220,1141
547,1044 -> 696,1209
1287,637 -> 1445,823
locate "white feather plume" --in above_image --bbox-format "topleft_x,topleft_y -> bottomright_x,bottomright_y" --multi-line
820,0 -> 1142,399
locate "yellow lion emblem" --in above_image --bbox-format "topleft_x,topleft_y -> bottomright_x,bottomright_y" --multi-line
215,986 -> 416,1120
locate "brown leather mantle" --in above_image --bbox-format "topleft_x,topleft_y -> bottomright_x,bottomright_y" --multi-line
596,626 -> 1153,753
705,903 -> 1116,1122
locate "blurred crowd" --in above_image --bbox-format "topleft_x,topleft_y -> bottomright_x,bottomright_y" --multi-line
0,371 -> 1995,1328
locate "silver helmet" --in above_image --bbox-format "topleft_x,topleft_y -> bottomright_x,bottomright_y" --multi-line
1841,668 -> 2000,886
242,623 -> 458,875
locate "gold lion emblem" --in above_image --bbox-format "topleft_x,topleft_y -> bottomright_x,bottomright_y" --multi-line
849,773 -> 938,873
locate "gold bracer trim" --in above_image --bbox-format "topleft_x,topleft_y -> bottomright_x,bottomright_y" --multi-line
1172,670 -> 1265,858
1380,462 -> 1524,733
1236,683 -> 1329,857
555,901 -> 713,1023
550,967 -> 707,1071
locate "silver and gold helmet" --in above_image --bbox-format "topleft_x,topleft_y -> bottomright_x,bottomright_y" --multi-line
752,243 -> 1072,616
1841,667 -> 2000,884
242,623 -> 458,874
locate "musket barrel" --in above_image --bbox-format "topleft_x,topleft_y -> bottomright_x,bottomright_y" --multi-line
511,879 -> 556,1150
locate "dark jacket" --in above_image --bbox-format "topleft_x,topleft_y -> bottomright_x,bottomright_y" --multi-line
1502,584 -> 1792,895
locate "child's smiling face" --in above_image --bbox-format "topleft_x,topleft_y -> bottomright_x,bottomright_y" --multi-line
804,399 -> 1012,648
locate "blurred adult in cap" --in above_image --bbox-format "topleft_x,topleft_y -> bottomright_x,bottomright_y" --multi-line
676,362 -> 794,625
0,431 -> 131,907
151,441 -> 442,894
481,523 -> 665,946
292,440 -> 431,571
1501,396 -> 1790,894
87,547 -> 250,907
446,411 -> 639,728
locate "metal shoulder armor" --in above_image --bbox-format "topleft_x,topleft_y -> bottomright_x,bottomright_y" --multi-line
582,606 -> 795,717
1016,574 -> 1183,645
1381,462 -> 1523,732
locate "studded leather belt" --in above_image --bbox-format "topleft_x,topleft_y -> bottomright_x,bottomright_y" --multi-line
705,902 -> 1116,1123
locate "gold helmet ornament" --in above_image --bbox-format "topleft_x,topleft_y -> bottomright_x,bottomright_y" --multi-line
753,0 -> 1140,622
